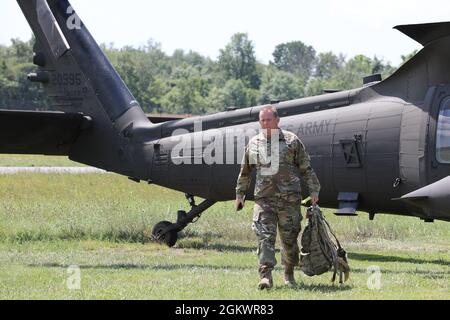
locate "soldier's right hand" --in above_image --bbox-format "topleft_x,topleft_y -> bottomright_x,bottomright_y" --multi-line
235,198 -> 245,211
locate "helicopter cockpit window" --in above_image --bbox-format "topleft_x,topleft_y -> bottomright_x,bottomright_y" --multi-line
436,97 -> 450,163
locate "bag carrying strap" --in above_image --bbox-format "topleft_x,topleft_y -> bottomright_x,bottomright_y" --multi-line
321,215 -> 343,250
301,207 -> 314,256
310,205 -> 343,250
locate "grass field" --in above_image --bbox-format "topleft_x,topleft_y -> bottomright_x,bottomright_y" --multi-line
0,154 -> 84,167
0,155 -> 448,300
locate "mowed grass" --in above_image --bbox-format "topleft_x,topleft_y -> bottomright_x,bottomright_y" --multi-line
0,155 -> 448,299
0,154 -> 84,167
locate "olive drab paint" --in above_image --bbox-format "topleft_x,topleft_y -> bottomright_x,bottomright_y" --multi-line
2,1 -> 449,246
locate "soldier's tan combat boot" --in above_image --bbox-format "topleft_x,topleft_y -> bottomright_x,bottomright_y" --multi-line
284,264 -> 296,286
258,267 -> 273,290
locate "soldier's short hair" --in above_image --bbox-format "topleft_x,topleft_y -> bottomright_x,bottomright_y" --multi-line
260,105 -> 279,118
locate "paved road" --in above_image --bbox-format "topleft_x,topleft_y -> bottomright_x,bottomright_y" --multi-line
0,167 -> 108,174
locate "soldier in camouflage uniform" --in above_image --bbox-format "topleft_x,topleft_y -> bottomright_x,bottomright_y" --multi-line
235,106 -> 320,290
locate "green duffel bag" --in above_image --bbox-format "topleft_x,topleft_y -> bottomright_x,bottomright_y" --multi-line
300,206 -> 350,283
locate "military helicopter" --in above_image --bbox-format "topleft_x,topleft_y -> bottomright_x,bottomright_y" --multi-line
1,0 -> 449,247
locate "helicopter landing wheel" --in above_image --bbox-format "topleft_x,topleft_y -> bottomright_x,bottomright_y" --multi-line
152,221 -> 178,247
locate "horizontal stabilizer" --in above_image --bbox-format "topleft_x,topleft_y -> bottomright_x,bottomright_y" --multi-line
395,21 -> 450,46
0,109 -> 88,155
392,195 -> 428,201
394,176 -> 450,220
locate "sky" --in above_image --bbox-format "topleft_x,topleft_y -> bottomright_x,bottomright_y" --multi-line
1,0 -> 450,67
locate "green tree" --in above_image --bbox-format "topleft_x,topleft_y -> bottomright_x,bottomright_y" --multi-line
344,55 -> 394,87
208,79 -> 258,111
272,41 -> 316,80
10,37 -> 34,64
171,49 -> 208,71
314,52 -> 344,79
105,40 -> 172,112
0,37 -> 49,110
400,50 -> 419,66
0,35 -> 404,115
161,65 -> 210,115
306,54 -> 395,96
146,77 -> 171,113
259,66 -> 305,104
218,33 -> 260,89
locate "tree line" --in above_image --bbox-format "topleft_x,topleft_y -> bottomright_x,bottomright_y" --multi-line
0,34 -> 416,115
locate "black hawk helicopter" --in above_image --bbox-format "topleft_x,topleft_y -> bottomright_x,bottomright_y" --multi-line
1,0 -> 449,246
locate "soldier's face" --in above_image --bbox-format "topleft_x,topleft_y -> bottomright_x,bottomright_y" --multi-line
259,110 -> 280,132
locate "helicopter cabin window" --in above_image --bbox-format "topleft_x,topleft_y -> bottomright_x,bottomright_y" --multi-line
436,97 -> 450,163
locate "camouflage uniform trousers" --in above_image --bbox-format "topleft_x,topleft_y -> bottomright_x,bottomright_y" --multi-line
252,194 -> 302,276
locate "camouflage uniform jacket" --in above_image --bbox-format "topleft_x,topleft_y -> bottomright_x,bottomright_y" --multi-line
236,130 -> 320,201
